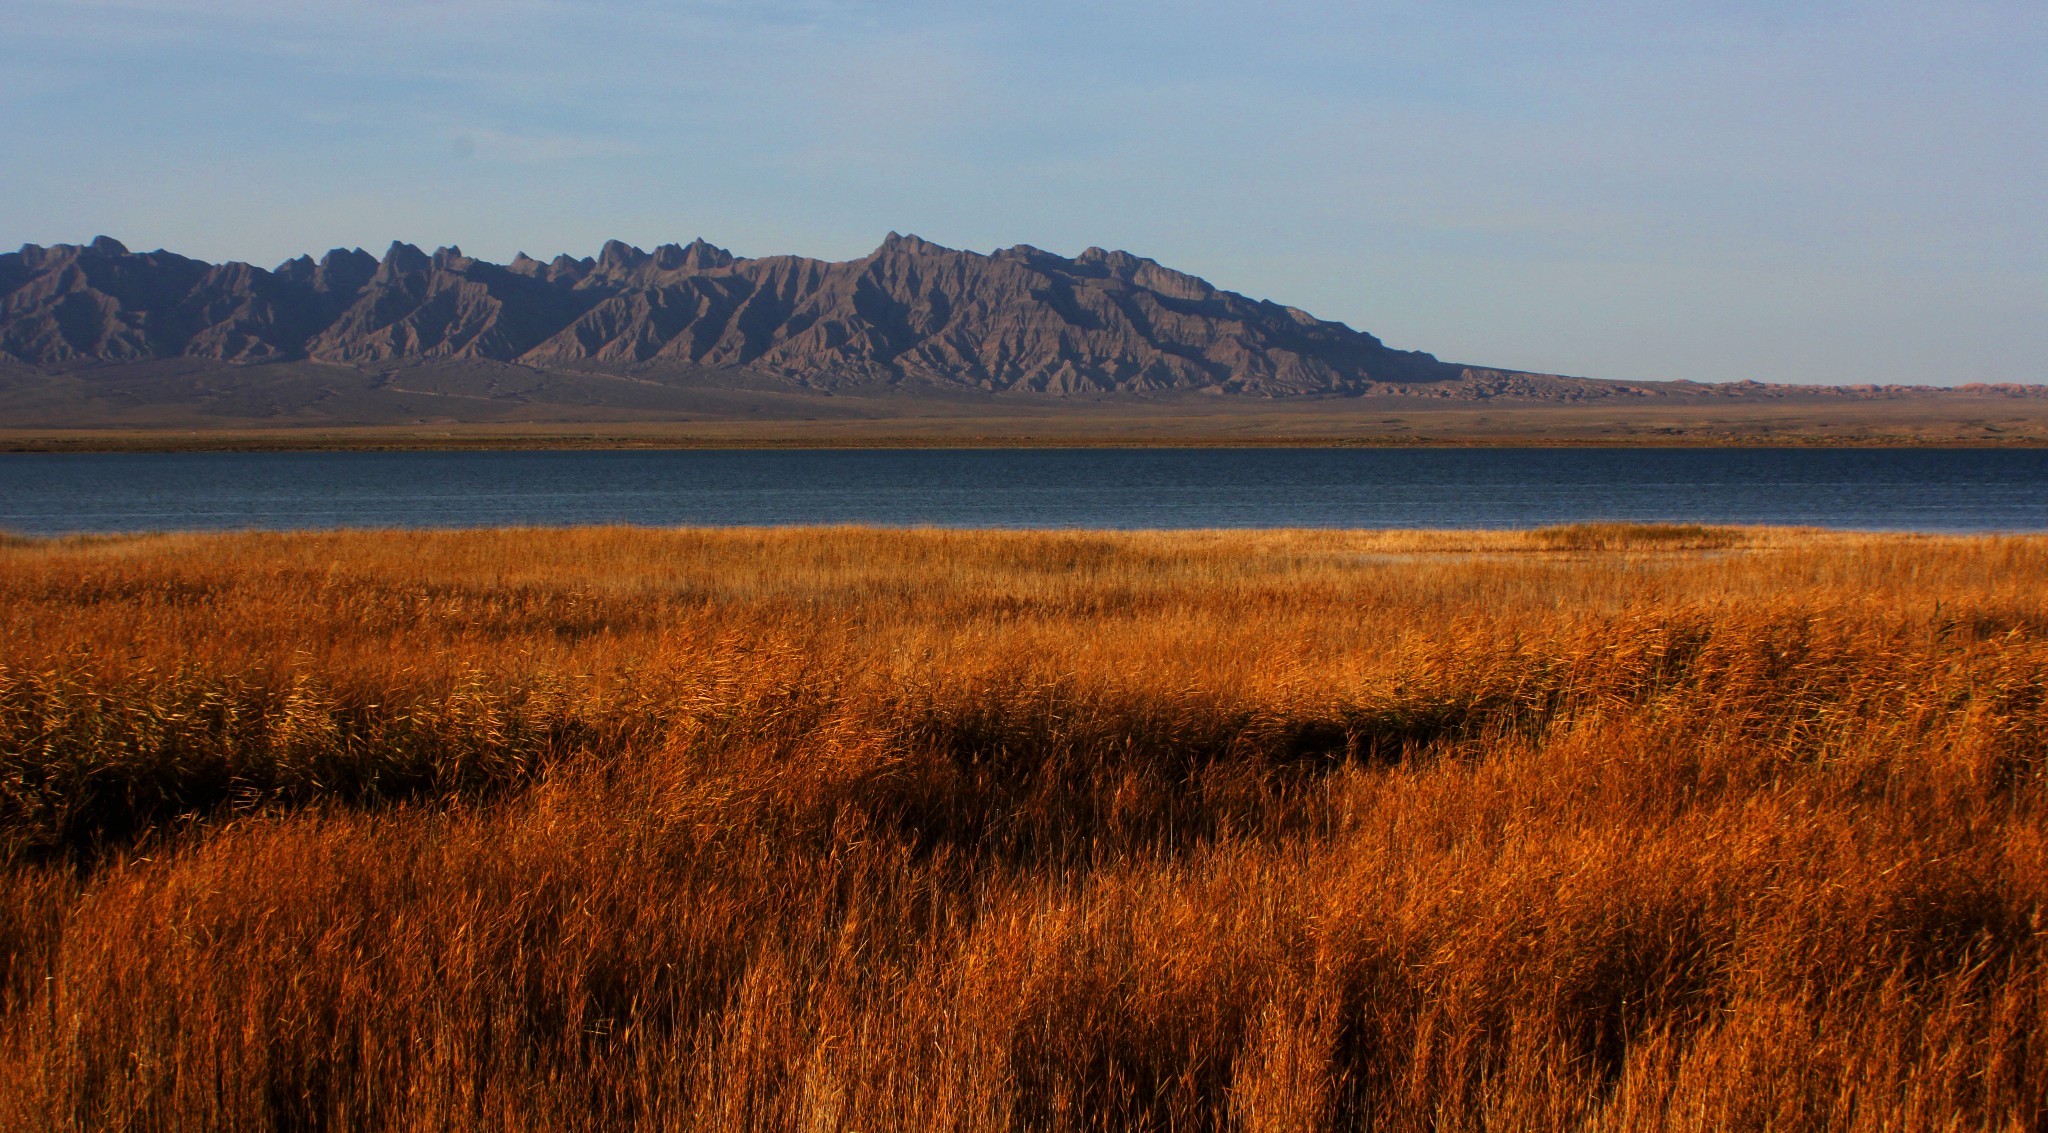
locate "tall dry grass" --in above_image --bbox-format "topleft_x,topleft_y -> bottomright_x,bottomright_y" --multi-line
0,524 -> 2042,1130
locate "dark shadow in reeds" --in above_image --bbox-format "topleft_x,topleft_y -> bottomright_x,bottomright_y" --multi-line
882,689 -> 1516,869
0,665 -> 620,863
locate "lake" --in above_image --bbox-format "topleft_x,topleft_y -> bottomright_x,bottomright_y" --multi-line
2,448 -> 2046,535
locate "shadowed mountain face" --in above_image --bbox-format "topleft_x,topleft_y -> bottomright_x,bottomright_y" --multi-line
0,234 -> 1464,394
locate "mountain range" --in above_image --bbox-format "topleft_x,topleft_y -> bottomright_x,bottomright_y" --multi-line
2,234 -> 2041,435
0,233 -> 1482,396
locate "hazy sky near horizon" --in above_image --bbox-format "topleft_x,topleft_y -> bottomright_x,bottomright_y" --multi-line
3,1 -> 2042,385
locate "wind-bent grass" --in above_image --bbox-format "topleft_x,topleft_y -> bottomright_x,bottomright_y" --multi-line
0,525 -> 2043,1130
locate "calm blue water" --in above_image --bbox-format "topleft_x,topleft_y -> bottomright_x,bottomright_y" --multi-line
1,449 -> 2044,535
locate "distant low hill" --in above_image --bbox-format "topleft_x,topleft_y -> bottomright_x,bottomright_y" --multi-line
2,234 -> 2041,433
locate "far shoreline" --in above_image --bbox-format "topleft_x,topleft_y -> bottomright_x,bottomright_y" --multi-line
7,423 -> 2048,454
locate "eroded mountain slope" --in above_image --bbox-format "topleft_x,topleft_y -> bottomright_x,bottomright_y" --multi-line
0,234 -> 1460,395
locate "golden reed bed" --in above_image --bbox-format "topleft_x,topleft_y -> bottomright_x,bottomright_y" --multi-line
0,524 -> 2042,1130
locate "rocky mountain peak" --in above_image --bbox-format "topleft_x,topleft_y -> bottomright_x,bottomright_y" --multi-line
874,232 -> 948,257
645,241 -> 736,273
312,249 -> 377,294
545,253 -> 591,282
597,240 -> 647,272
377,242 -> 430,275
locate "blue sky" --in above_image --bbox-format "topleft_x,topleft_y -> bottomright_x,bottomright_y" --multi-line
3,0 -> 2042,384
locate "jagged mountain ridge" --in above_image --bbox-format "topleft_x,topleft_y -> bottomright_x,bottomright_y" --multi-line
0,234 -> 1466,395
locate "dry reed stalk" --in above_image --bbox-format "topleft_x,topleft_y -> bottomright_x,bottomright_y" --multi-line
0,525 -> 2040,1130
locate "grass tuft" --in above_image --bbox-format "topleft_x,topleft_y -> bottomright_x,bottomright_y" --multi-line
1530,521 -> 1744,550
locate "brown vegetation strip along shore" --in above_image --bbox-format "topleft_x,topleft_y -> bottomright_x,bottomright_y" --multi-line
0,524 -> 2042,1129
